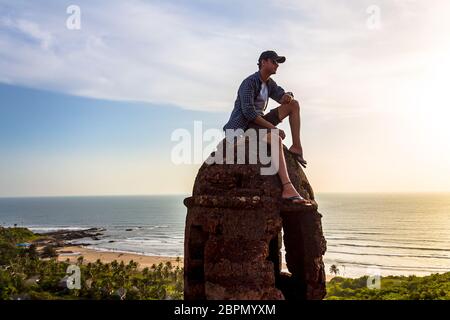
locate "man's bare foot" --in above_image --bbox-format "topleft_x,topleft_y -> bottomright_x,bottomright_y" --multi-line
282,181 -> 309,204
288,145 -> 302,155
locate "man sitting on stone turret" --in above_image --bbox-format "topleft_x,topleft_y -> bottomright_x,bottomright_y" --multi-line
223,50 -> 309,204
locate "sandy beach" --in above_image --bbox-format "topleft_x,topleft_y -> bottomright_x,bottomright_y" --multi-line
57,245 -> 334,281
57,245 -> 184,270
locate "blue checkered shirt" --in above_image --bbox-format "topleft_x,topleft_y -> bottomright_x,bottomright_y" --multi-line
223,71 -> 290,131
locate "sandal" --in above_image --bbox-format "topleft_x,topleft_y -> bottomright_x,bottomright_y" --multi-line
287,149 -> 307,168
284,195 -> 313,206
281,182 -> 312,205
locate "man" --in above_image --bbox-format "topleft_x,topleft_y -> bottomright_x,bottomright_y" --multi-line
223,50 -> 309,204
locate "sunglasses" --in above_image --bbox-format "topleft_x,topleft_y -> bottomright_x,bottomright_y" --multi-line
271,59 -> 279,66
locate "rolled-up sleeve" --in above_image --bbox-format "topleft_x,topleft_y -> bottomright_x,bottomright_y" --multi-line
238,79 -> 259,121
269,79 -> 288,103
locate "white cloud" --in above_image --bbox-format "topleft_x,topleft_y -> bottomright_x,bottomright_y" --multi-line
0,0 -> 449,117
1,17 -> 53,49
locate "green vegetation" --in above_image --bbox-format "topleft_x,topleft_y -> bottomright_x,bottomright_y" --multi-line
0,227 -> 37,244
326,273 -> 450,300
0,227 -> 38,266
41,245 -> 58,258
3,227 -> 449,300
0,227 -> 184,300
329,264 -> 340,276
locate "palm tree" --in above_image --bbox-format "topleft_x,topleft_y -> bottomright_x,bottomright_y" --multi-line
329,264 -> 340,276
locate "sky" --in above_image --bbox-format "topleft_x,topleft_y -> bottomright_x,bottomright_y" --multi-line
0,0 -> 450,197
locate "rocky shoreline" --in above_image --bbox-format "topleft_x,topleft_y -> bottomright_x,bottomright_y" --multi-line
32,227 -> 106,248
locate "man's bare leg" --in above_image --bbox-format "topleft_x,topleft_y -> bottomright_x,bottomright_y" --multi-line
277,99 -> 306,164
263,131 -> 306,202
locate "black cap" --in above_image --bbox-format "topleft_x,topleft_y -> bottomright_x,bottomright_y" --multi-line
258,50 -> 286,64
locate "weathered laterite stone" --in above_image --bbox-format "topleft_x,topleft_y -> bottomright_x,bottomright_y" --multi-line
184,139 -> 327,300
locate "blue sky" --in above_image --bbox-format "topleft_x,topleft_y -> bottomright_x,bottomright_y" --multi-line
0,83 -> 226,196
1,0 -> 450,196
0,83 -> 225,155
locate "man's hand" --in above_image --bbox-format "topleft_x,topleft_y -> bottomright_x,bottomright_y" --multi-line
277,128 -> 286,140
280,92 -> 294,104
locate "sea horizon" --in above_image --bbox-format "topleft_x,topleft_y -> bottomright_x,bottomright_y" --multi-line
1,192 -> 449,279
2,191 -> 450,199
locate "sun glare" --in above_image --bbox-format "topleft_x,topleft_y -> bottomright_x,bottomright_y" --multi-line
418,51 -> 450,141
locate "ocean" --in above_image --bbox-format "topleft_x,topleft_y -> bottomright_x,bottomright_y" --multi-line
0,193 -> 449,278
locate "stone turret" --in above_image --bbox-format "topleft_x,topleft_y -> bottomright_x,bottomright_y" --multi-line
183,138 -> 327,300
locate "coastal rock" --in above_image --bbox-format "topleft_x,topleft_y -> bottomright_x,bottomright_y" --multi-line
35,228 -> 105,242
184,138 -> 327,300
